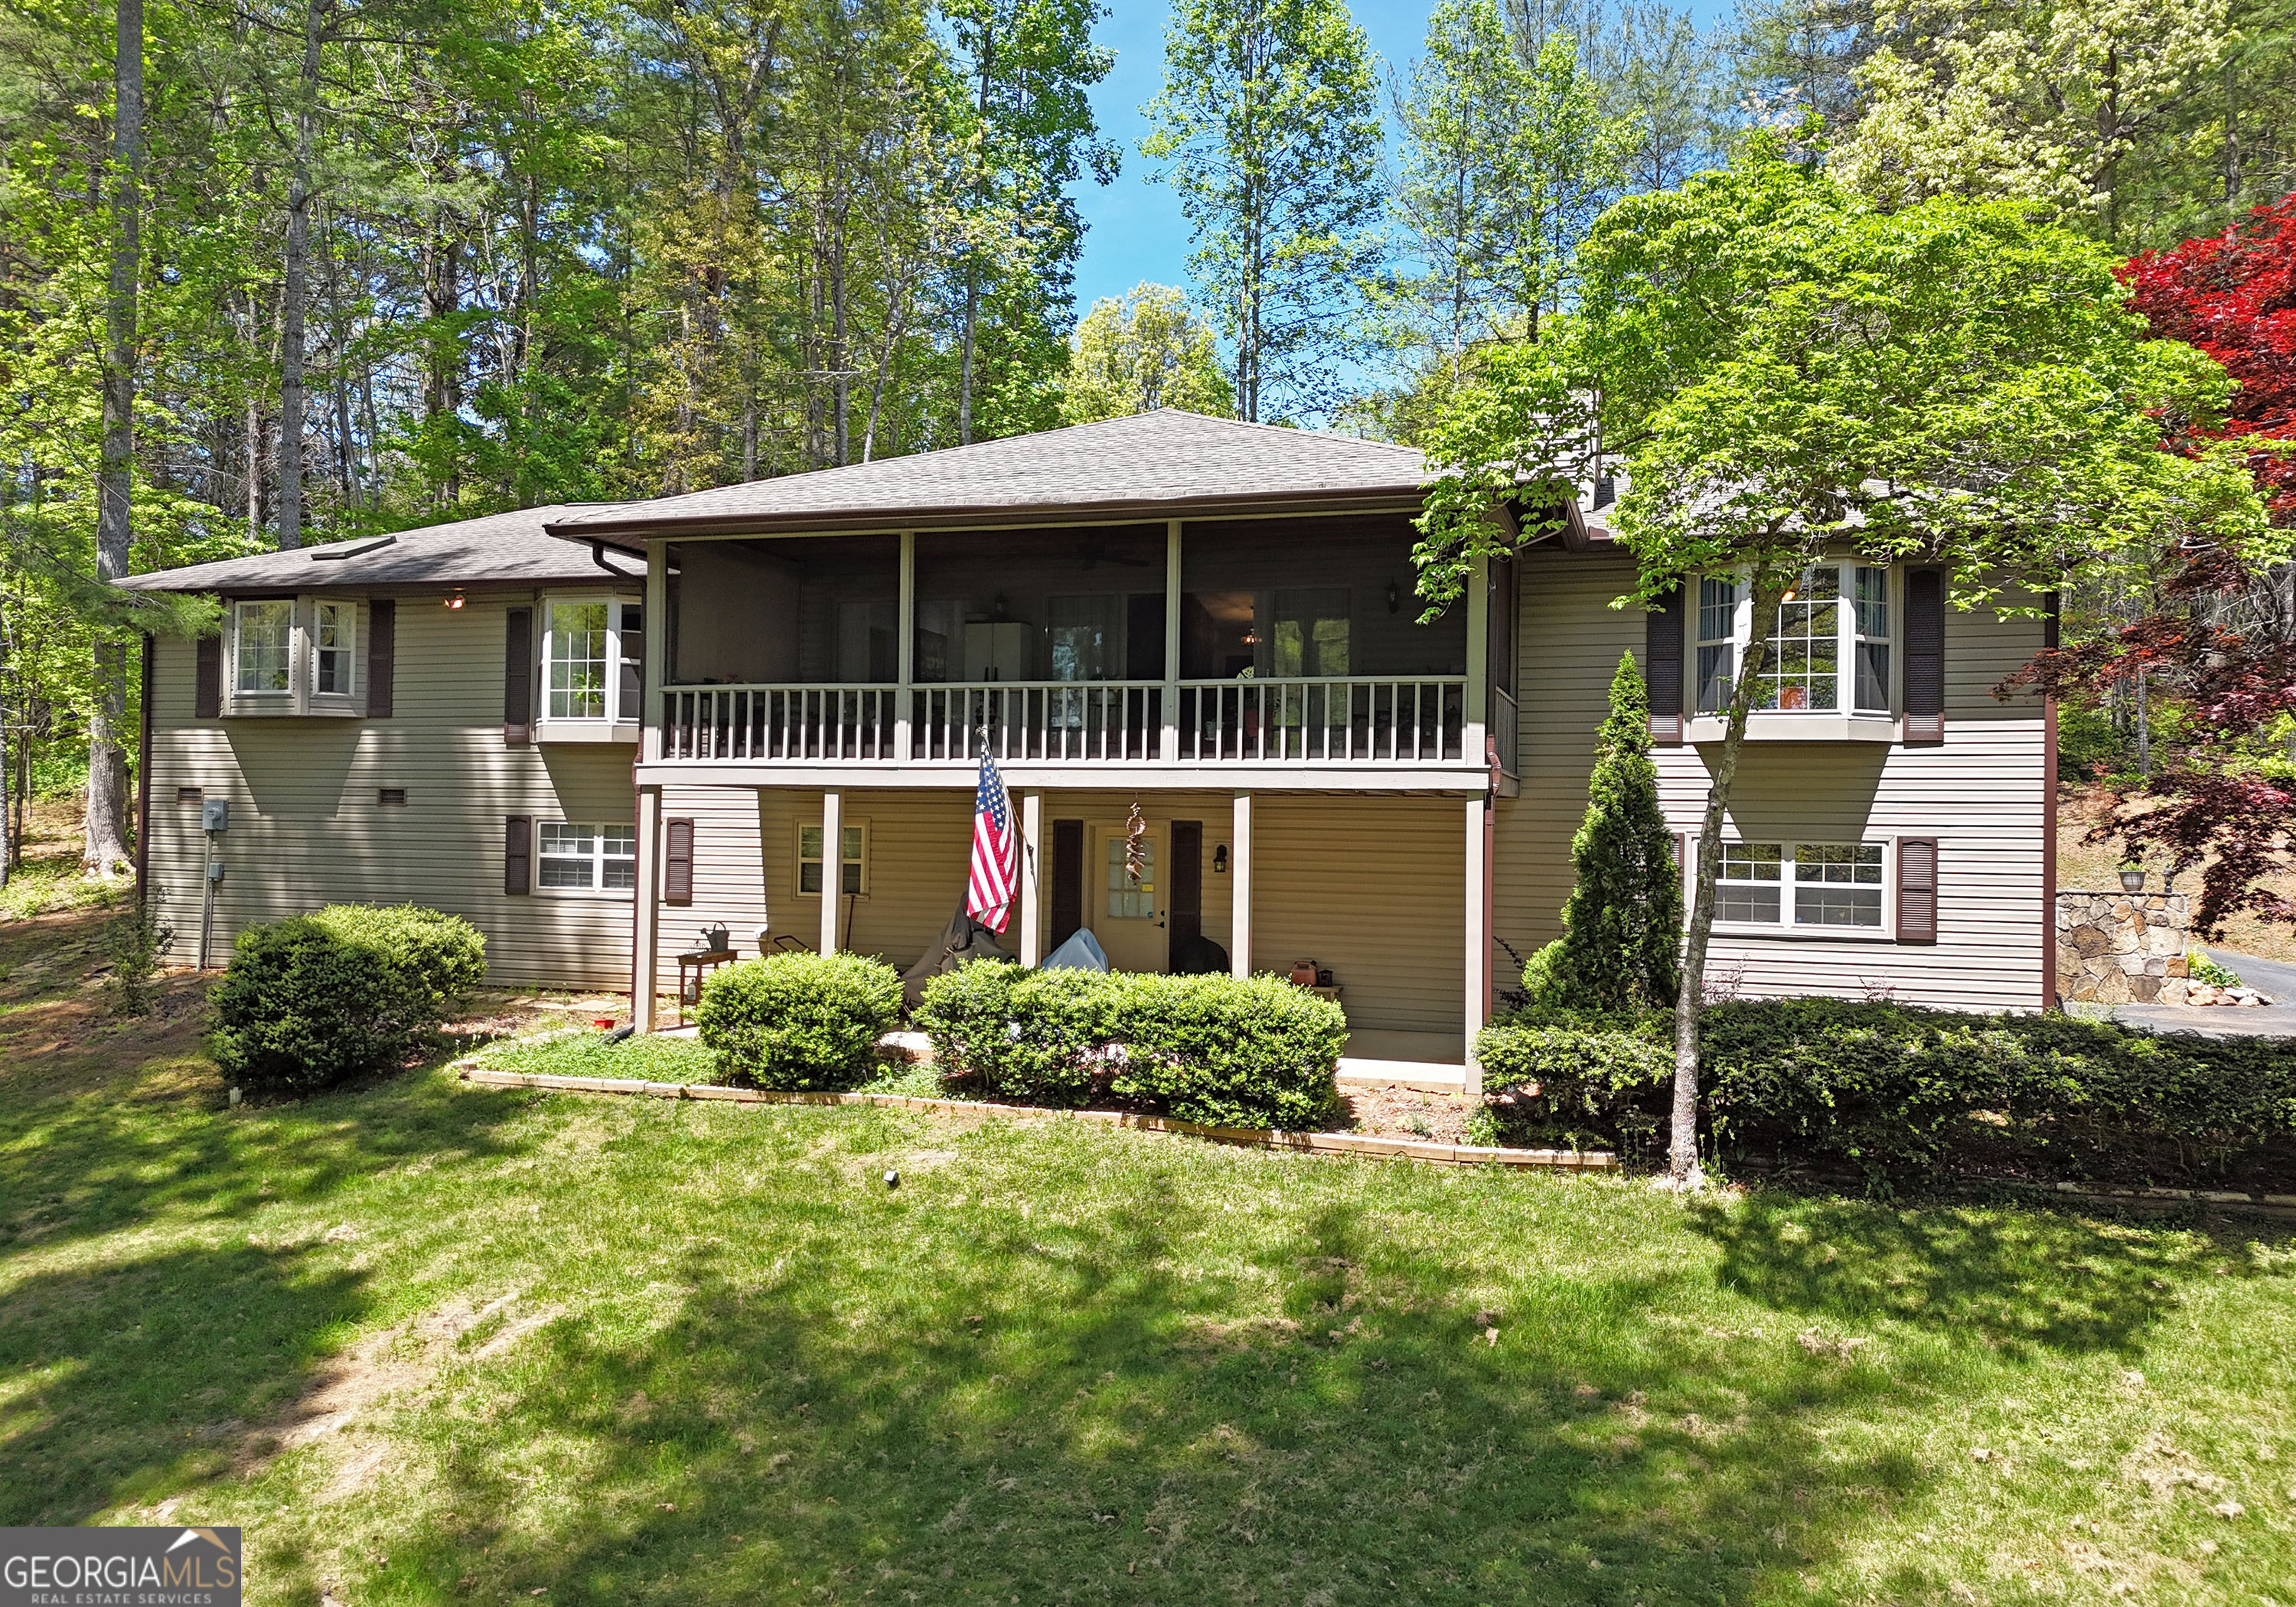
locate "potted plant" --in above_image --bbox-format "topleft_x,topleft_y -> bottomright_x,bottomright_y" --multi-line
2117,859 -> 2146,893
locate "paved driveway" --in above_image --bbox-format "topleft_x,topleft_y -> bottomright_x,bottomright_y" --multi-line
2108,950 -> 2296,1038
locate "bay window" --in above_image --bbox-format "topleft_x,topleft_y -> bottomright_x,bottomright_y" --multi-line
234,601 -> 293,695
540,597 -> 643,726
1694,564 -> 1893,715
314,601 -> 356,696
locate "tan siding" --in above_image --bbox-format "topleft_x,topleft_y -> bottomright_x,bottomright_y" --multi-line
146,597 -> 638,991
644,784 -> 1464,1035
1253,794 -> 1466,1033
1498,549 -> 2050,1012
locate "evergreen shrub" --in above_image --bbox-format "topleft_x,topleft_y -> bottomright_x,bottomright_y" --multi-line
1531,652 -> 1681,1011
1476,999 -> 2296,1188
696,950 -> 903,1090
916,964 -> 1345,1129
209,904 -> 487,1094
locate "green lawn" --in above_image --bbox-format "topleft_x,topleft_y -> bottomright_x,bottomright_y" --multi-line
2,928 -> 2293,1602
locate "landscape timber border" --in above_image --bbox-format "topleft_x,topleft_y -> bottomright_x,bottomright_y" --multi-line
455,1063 -> 1619,1172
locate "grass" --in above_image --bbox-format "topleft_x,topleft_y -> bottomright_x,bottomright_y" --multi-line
3,911 -> 2295,1604
0,793 -> 125,922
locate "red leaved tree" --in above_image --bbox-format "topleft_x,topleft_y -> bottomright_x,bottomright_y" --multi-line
2007,199 -> 2296,944
2121,193 -> 2296,526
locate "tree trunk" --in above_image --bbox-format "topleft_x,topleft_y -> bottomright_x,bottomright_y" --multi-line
84,0 -> 142,878
1668,567 -> 1789,1182
276,0 -> 324,550
957,22 -> 995,445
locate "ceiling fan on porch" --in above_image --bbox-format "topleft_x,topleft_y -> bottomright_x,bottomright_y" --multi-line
1074,539 -> 1155,570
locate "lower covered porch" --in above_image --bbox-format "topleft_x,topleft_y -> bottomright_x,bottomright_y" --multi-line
631,784 -> 1492,1090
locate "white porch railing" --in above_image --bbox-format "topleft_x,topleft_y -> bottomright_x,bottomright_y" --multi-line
660,684 -> 899,761
1179,677 -> 1467,762
910,681 -> 1164,762
657,675 -> 1470,765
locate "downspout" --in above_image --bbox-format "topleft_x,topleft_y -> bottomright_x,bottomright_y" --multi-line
135,632 -> 154,906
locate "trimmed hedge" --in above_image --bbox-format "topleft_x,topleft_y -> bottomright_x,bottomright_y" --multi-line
915,965 -> 1346,1129
1476,999 -> 2296,1188
209,904 -> 487,1094
696,950 -> 903,1090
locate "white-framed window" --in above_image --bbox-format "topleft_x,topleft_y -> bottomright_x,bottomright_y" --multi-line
313,601 -> 356,696
536,823 -> 638,893
542,596 -> 642,722
1714,839 -> 1887,931
798,820 -> 867,896
234,600 -> 294,694
1695,564 -> 1893,715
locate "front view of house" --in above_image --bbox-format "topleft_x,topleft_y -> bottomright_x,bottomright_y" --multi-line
127,411 -> 2053,1085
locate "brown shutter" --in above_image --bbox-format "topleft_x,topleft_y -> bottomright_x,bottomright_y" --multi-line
366,599 -> 395,718
664,817 -> 695,906
195,634 -> 223,719
505,813 -> 533,895
1645,582 -> 1684,745
504,606 -> 533,745
1903,569 -> 1945,745
1049,819 -> 1084,950
1897,836 -> 1938,942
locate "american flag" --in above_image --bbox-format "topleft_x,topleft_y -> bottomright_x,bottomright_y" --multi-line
967,751 -> 1020,933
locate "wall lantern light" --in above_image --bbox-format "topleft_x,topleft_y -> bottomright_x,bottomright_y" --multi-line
445,592 -> 465,610
1213,844 -> 1229,874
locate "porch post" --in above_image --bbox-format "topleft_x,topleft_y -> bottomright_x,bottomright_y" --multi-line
820,788 -> 843,954
1464,549 -> 1489,768
1019,788 -> 1045,966
643,539 -> 667,761
895,530 -> 915,760
632,784 -> 662,1032
1464,790 -> 1489,1096
1162,519 -> 1182,762
1230,790 -> 1252,978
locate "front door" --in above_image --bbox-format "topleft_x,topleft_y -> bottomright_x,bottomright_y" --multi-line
1088,822 -> 1166,973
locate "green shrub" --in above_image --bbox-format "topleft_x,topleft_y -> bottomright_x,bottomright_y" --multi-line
696,950 -> 902,1090
1476,998 -> 2296,1187
209,904 -> 487,1094
1107,973 -> 1347,1130
917,964 -> 1345,1128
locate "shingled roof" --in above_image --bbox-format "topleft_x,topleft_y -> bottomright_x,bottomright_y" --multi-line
548,410 -> 1430,539
118,504 -> 646,595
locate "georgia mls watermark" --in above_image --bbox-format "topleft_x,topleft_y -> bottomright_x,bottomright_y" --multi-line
0,1527 -> 240,1607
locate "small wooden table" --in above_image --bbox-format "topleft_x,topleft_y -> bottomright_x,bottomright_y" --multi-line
675,947 -> 739,1026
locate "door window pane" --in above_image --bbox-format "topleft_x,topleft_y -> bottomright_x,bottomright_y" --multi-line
1270,589 -> 1349,676
1105,836 -> 1155,919
1047,595 -> 1122,682
235,601 -> 292,693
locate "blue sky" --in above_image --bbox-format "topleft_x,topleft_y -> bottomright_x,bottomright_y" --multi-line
1068,0 -> 1733,321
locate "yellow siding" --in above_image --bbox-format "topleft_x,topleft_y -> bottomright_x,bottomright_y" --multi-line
1499,549 -> 2050,1012
644,783 -> 1465,1035
145,596 -> 638,990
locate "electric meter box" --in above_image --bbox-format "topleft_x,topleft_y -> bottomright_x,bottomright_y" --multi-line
201,799 -> 230,833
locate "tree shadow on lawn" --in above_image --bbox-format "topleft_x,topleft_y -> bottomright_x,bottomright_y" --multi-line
0,1065 -> 544,1524
1685,1191 -> 2268,1361
356,1185 -> 1956,1606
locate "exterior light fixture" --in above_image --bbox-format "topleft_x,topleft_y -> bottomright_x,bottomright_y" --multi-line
1213,844 -> 1229,873
445,592 -> 465,610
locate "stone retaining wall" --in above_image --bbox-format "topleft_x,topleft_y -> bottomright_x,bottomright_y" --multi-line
2056,888 -> 2190,1006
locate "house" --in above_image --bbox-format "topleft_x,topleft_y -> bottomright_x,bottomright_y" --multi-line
126,412 -> 2054,1086
121,504 -> 648,989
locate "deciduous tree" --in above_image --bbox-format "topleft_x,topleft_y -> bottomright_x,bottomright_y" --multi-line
1417,135 -> 2274,1180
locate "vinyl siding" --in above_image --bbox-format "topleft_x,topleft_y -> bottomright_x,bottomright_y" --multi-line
145,595 -> 638,989
1499,548 -> 2049,1012
644,784 -> 1466,1034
